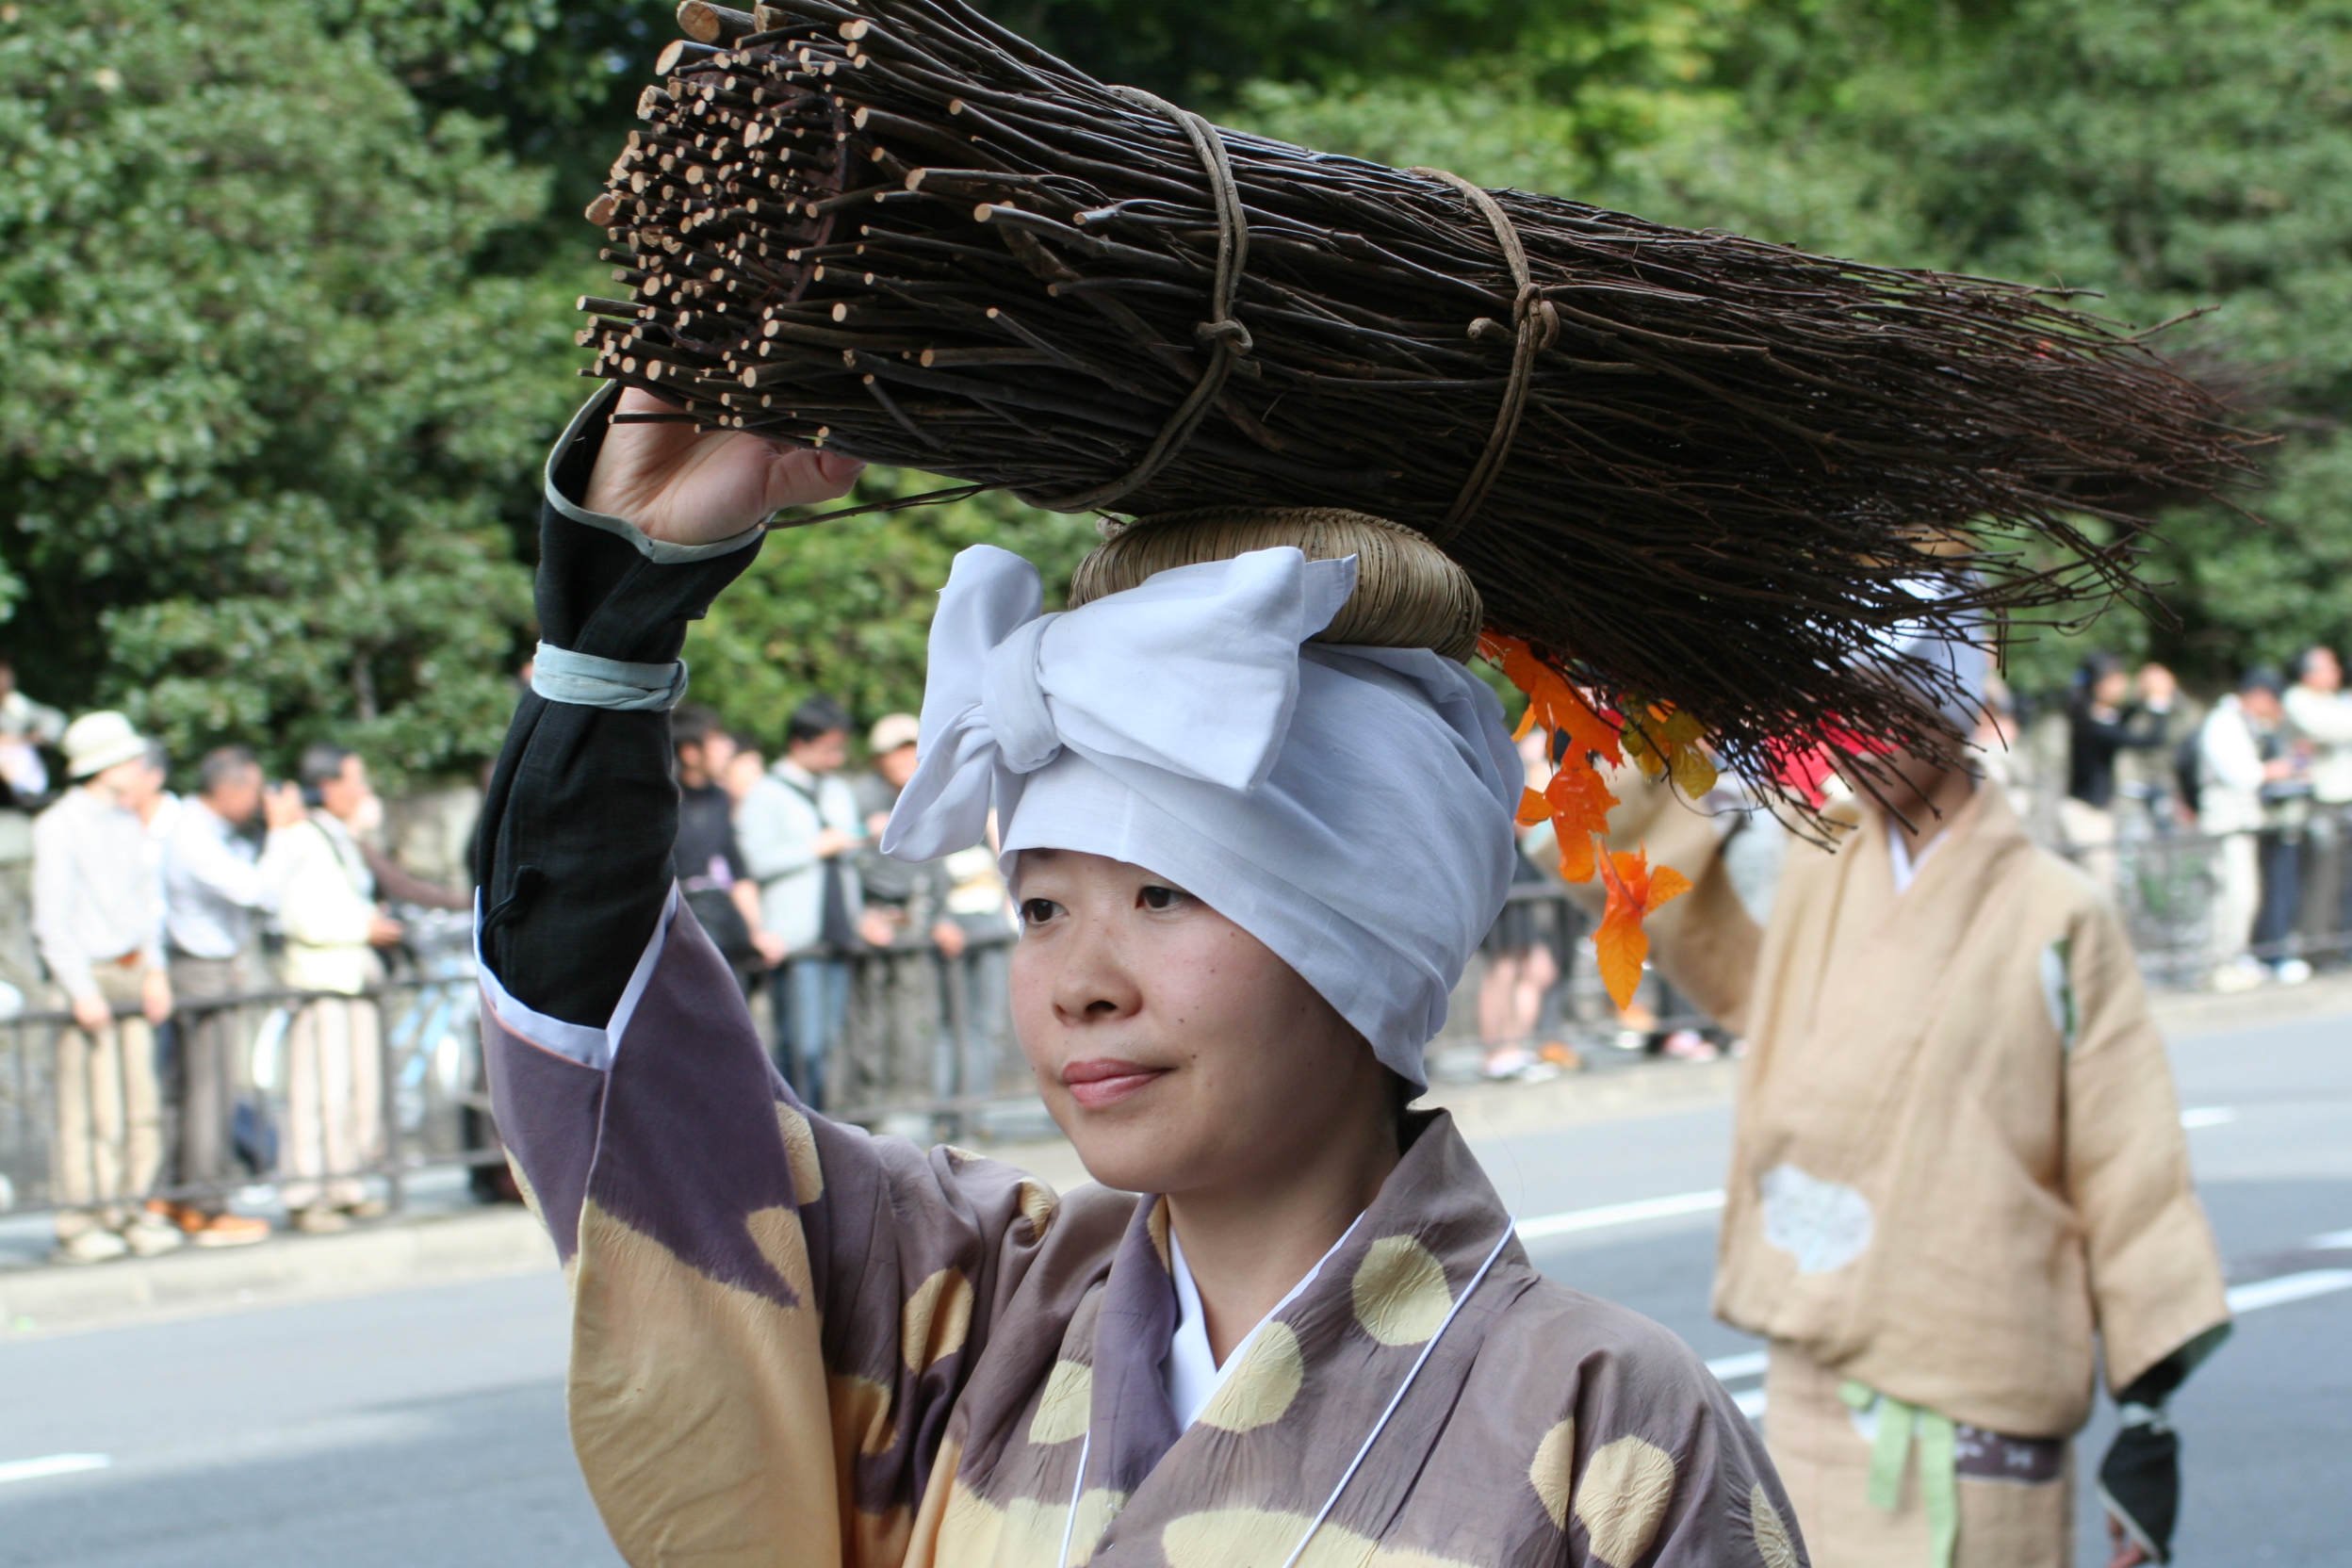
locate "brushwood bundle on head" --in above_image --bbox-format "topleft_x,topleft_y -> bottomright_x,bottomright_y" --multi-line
582,0 -> 2250,806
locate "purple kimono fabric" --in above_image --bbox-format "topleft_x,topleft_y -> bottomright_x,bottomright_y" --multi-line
484,900 -> 1805,1568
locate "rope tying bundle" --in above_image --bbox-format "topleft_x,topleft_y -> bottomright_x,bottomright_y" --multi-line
1410,169 -> 1561,543
1043,86 -> 1253,514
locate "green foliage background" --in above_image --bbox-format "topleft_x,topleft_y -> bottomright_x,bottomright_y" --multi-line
2,0 -> 2346,779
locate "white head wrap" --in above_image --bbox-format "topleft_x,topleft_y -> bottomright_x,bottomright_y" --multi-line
882,544 -> 1519,1088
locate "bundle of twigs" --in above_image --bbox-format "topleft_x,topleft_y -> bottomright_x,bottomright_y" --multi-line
577,0 -> 2251,783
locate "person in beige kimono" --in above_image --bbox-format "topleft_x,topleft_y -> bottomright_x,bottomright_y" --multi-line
1612,640 -> 2230,1568
473,384 -> 1809,1568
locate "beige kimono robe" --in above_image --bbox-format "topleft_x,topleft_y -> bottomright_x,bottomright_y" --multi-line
1618,778 -> 2230,1563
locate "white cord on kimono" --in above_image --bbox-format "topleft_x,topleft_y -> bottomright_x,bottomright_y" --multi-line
1056,1429 -> 1093,1568
1276,1225 -> 1516,1568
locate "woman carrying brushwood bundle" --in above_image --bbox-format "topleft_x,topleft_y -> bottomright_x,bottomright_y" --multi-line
1602,637 -> 2230,1568
476,381 -> 1807,1568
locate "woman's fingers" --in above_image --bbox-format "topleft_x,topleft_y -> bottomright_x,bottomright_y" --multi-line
584,387 -> 863,546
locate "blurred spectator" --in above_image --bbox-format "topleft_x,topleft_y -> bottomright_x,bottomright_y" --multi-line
841,713 -> 962,1111
276,743 -> 402,1233
673,704 -> 782,986
157,746 -> 302,1247
2115,662 -> 2196,818
0,655 -> 66,803
2283,646 -> 2352,956
1480,728 -> 1569,1081
739,696 -> 865,1107
2198,669 -> 2306,989
721,739 -> 765,808
2062,653 -> 2170,888
33,712 -> 180,1263
939,830 -> 1018,1102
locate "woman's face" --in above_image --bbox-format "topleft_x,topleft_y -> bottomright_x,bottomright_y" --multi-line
1009,848 -> 1392,1196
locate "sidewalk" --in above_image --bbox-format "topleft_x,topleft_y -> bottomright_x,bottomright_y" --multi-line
8,971 -> 2342,1341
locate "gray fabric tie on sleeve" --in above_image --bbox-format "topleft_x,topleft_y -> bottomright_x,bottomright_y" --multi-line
531,642 -> 689,711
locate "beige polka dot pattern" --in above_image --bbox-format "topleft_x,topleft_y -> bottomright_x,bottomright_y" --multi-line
1350,1235 -> 1454,1346
776,1104 -> 823,1204
1017,1178 -> 1057,1239
1574,1435 -> 1678,1568
1196,1321 -> 1305,1432
901,1266 -> 974,1372
1751,1481 -> 1799,1568
1527,1418 -> 1577,1528
1028,1359 -> 1092,1446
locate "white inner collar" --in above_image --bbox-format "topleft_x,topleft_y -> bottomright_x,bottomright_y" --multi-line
1887,818 -> 1946,895
1162,1212 -> 1363,1429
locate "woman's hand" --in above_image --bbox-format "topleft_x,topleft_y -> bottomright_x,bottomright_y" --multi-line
583,387 -> 865,548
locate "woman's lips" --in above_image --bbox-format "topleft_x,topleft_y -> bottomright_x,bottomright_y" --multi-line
1060,1057 -> 1167,1109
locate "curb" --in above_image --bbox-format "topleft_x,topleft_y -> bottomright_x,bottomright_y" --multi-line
0,1204 -> 555,1341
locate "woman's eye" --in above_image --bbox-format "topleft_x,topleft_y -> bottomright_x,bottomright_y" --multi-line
1019,898 -> 1060,926
1138,885 -> 1184,911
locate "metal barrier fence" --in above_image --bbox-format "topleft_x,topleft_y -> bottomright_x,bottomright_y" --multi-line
13,807 -> 2325,1233
2061,795 -> 2352,990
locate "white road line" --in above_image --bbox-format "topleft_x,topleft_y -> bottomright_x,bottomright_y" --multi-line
2227,1268 -> 2352,1314
2306,1228 -> 2352,1250
1515,1190 -> 1726,1241
0,1453 -> 111,1486
1731,1387 -> 1769,1418
2180,1106 -> 2236,1128
1706,1352 -> 1768,1381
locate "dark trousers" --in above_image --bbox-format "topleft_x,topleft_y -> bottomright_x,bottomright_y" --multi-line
2254,829 -> 2304,963
169,954 -> 245,1216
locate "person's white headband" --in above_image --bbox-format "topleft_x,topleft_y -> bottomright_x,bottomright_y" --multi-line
882,543 -> 1519,1088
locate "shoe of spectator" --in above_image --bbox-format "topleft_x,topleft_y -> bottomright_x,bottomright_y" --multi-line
119,1215 -> 186,1256
55,1228 -> 130,1265
341,1198 -> 391,1222
1481,1045 -> 1537,1080
2212,956 -> 2267,993
188,1214 -> 271,1249
289,1206 -> 349,1235
2271,957 -> 2314,986
1537,1041 -> 1583,1072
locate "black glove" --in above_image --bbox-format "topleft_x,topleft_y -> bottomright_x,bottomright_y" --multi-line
2098,1322 -> 2230,1564
2098,1413 -> 2179,1563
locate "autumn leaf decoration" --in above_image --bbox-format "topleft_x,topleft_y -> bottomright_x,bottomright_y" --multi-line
1484,631 -> 1704,1008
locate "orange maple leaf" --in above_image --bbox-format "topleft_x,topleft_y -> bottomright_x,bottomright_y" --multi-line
1484,632 -> 1621,769
1543,760 -> 1619,883
1593,846 -> 1693,1009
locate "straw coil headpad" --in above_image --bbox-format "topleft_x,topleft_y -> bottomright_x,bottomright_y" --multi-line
1070,507 -> 1484,662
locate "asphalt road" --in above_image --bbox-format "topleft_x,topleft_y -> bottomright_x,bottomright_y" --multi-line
1,1005 -> 2344,1568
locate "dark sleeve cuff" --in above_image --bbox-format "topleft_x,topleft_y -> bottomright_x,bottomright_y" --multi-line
475,388 -> 769,1026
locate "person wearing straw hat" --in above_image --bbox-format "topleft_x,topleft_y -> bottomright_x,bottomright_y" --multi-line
470,388 -> 1806,1568
1604,639 -> 2230,1568
32,711 -> 182,1263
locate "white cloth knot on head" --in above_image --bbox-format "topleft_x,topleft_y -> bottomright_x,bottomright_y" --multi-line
883,543 -> 1362,859
883,543 -> 1520,1089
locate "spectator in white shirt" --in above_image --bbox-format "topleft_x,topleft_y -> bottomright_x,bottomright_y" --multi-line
2283,645 -> 2352,955
157,747 -> 304,1245
2199,669 -> 2303,989
32,712 -> 178,1263
737,696 -> 864,1107
275,743 -> 403,1233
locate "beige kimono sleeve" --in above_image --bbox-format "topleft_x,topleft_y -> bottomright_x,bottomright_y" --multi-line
2051,890 -> 2231,1391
